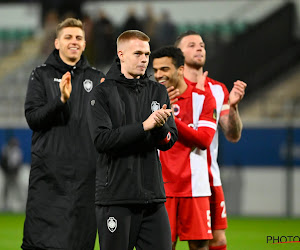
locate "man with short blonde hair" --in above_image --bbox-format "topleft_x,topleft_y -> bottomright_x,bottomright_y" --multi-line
87,30 -> 177,250
22,17 -> 105,250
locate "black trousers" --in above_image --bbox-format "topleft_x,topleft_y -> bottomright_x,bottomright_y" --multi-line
96,203 -> 172,250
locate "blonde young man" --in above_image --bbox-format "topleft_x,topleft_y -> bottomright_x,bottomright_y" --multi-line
22,18 -> 105,250
87,30 -> 178,250
152,46 -> 217,250
175,30 -> 247,250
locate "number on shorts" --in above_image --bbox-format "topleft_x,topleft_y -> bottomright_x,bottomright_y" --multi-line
207,210 -> 211,228
221,201 -> 227,218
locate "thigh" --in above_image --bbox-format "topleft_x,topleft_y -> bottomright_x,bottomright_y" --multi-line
178,197 -> 212,241
136,203 -> 172,250
96,205 -> 132,250
210,186 -> 228,230
165,197 -> 179,242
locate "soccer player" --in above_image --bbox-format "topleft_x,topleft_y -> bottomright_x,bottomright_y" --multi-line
87,30 -> 178,250
22,18 -> 105,250
175,30 -> 247,250
152,46 -> 218,250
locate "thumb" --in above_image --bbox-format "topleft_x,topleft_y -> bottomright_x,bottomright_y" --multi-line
203,71 -> 208,78
162,104 -> 167,109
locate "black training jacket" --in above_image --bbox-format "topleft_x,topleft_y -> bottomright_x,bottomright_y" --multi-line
87,58 -> 178,206
22,49 -> 105,250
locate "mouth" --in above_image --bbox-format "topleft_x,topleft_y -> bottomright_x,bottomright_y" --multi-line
69,47 -> 79,51
158,79 -> 167,85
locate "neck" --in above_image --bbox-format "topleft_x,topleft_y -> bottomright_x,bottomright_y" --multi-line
177,78 -> 188,95
183,64 -> 203,83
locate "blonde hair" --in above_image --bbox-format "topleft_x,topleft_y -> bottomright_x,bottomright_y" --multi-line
56,18 -> 84,38
117,30 -> 150,49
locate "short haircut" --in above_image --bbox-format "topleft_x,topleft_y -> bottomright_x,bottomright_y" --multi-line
117,30 -> 150,49
174,30 -> 199,48
151,46 -> 184,69
56,18 -> 84,38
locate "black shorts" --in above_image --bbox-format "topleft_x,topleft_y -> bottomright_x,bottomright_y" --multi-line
96,203 -> 172,250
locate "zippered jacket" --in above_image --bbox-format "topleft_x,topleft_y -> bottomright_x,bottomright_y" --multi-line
87,58 -> 178,205
22,49 -> 105,250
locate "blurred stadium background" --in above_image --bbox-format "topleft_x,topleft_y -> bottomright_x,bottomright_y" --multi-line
0,0 -> 300,249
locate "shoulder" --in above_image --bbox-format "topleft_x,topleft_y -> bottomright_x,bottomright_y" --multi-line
86,66 -> 106,78
207,76 -> 229,93
32,63 -> 51,74
148,79 -> 167,91
207,77 -> 225,88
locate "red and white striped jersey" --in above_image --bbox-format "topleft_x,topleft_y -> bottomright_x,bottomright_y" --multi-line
160,83 -> 217,197
184,77 -> 230,187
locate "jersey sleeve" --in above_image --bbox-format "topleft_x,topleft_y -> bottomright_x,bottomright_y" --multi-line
175,91 -> 217,149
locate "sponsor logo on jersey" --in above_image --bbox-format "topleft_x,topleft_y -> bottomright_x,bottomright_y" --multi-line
83,79 -> 93,92
151,101 -> 160,112
213,109 -> 217,120
107,217 -> 117,233
173,104 -> 180,116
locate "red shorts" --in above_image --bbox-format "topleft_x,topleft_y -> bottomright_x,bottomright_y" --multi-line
165,197 -> 212,242
210,186 -> 228,230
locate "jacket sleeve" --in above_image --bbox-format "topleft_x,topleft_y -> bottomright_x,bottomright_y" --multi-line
150,88 -> 178,151
24,69 -> 70,131
87,86 -> 149,154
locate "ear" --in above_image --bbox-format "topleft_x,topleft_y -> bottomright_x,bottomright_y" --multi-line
117,50 -> 124,62
54,39 -> 59,50
82,40 -> 86,52
177,65 -> 184,76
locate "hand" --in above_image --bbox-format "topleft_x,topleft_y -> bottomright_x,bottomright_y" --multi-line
143,104 -> 172,131
229,80 -> 247,107
166,86 -> 180,105
60,72 -> 72,103
195,71 -> 208,91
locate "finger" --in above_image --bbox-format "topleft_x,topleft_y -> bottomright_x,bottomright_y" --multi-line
170,98 -> 178,105
100,77 -> 105,83
167,86 -> 175,93
162,104 -> 167,109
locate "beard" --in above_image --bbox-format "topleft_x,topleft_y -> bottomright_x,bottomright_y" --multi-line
185,58 -> 205,70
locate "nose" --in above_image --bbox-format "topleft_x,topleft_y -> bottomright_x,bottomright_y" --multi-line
154,70 -> 163,81
141,54 -> 148,63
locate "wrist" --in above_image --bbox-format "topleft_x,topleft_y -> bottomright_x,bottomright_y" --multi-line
60,96 -> 66,103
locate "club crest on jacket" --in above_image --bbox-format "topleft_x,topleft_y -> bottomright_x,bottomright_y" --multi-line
151,101 -> 160,112
83,79 -> 93,92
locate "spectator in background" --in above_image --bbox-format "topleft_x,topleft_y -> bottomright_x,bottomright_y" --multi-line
175,30 -> 247,250
121,7 -> 142,32
142,4 -> 158,51
156,11 -> 177,47
39,10 -> 59,57
82,13 -> 95,65
22,18 -> 105,250
94,9 -> 116,69
0,137 -> 23,211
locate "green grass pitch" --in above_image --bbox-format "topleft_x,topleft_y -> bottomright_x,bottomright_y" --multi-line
0,213 -> 299,250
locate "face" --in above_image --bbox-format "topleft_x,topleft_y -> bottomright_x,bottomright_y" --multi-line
55,27 -> 86,65
153,57 -> 181,89
118,38 -> 150,79
177,35 -> 206,69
